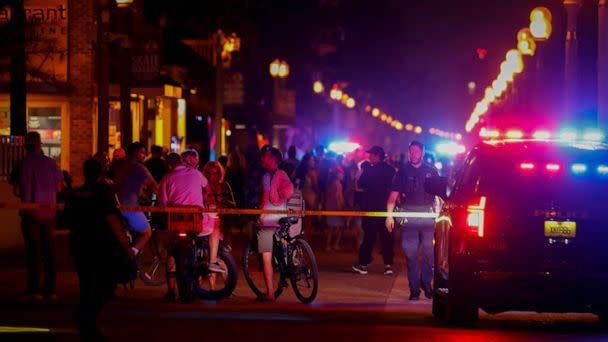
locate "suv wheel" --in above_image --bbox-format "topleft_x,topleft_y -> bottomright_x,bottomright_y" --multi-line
445,256 -> 479,324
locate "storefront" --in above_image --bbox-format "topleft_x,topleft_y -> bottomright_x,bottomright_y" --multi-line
0,95 -> 70,170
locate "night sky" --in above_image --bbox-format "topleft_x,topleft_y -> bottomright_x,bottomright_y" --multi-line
154,0 -> 600,134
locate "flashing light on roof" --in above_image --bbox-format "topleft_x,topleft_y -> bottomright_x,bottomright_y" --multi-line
328,141 -> 361,155
598,165 -> 608,175
545,163 -> 561,172
519,162 -> 536,170
571,163 -> 587,174
436,141 -> 466,156
532,130 -> 551,140
559,130 -> 577,141
505,130 -> 524,139
583,130 -> 604,142
479,128 -> 500,138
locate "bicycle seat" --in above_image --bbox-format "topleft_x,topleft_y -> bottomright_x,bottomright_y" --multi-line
279,217 -> 299,225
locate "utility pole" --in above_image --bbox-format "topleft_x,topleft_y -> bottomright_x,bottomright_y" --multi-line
118,6 -> 133,148
214,31 -> 224,160
96,0 -> 110,153
563,0 -> 581,116
599,0 -> 608,129
9,0 -> 27,137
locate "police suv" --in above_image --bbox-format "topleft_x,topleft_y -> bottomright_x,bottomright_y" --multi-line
427,137 -> 608,323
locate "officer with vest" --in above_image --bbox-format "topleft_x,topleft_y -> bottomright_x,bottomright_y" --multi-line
386,141 -> 439,300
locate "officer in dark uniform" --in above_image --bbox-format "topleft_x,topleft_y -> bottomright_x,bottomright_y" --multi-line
386,141 -> 439,300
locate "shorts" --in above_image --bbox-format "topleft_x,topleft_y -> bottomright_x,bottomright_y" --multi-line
257,228 -> 277,253
122,211 -> 150,233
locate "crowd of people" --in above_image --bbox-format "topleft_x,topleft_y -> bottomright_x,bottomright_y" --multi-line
10,131 -> 442,339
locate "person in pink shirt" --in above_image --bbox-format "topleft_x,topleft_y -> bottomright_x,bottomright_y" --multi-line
257,147 -> 294,302
158,149 -> 211,301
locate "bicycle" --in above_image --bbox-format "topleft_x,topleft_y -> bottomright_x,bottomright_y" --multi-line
174,231 -> 238,301
242,216 -> 319,304
135,225 -> 167,286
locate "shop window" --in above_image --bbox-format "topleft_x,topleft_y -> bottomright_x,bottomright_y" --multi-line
0,107 -> 9,136
27,107 -> 62,164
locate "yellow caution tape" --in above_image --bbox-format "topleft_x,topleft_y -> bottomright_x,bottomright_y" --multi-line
0,326 -> 50,333
0,202 -> 438,218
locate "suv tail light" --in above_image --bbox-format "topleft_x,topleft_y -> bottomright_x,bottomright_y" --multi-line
466,196 -> 487,237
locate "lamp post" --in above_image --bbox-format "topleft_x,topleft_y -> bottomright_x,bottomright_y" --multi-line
269,59 -> 289,116
599,0 -> 608,129
96,0 -> 110,153
269,59 -> 289,147
213,31 -> 240,160
96,0 -> 134,153
116,1 -> 134,149
563,0 -> 581,116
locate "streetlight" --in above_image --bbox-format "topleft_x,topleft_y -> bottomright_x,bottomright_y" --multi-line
270,59 -> 289,79
530,7 -> 552,40
330,87 -> 343,101
313,81 -> 324,94
371,108 -> 380,117
346,97 -> 356,109
414,126 -> 422,134
517,28 -> 537,56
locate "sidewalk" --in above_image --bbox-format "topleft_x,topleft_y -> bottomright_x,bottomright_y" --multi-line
0,228 -> 429,308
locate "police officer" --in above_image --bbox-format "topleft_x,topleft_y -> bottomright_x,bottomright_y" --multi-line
386,141 -> 439,300
352,146 -> 396,275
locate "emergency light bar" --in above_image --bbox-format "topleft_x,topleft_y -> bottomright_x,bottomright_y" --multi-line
479,128 -> 605,144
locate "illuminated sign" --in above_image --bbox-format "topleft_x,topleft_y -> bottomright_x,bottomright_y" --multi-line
0,0 -> 68,83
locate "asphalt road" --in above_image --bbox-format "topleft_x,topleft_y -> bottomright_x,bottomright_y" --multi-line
0,230 -> 606,341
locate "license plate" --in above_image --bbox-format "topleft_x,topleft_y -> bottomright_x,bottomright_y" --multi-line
544,221 -> 576,238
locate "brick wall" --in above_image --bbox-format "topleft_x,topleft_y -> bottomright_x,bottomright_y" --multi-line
68,0 -> 95,184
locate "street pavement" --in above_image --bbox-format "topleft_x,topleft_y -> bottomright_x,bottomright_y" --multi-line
0,228 -> 607,341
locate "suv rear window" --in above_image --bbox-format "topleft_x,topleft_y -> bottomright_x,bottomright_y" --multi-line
475,143 -> 608,212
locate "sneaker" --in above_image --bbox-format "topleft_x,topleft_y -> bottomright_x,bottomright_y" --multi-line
409,292 -> 421,301
424,288 -> 433,299
351,264 -> 368,275
383,265 -> 394,275
208,261 -> 227,274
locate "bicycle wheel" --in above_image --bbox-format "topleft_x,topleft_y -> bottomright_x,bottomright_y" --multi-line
193,246 -> 238,301
137,233 -> 167,286
289,238 -> 319,304
242,241 -> 285,300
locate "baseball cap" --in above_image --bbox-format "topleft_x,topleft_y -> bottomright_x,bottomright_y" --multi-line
112,148 -> 126,160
